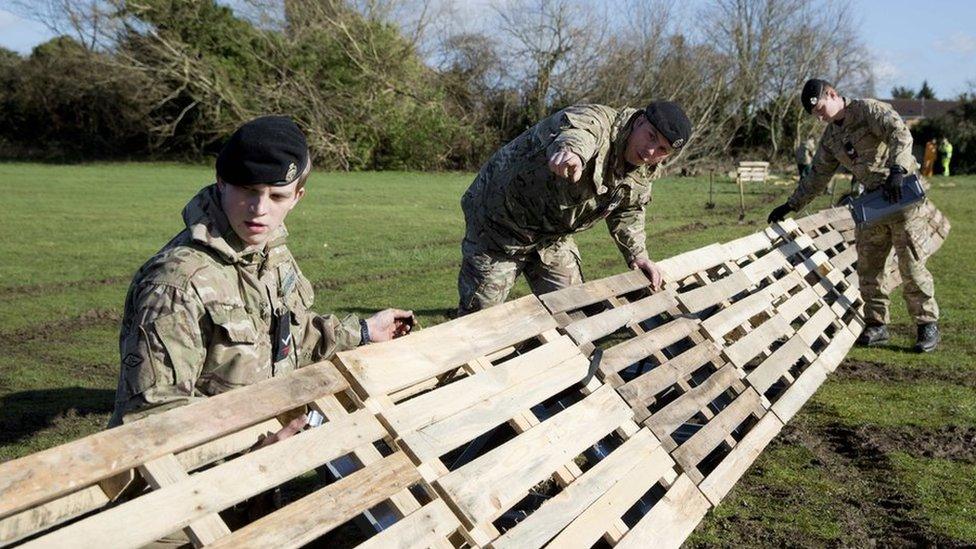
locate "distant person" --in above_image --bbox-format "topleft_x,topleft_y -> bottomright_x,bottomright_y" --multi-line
110,116 -> 415,429
768,79 -> 941,352
795,137 -> 816,180
938,137 -> 953,176
922,138 -> 936,177
456,101 -> 692,315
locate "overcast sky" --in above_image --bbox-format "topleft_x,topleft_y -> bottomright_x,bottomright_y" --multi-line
1,0 -> 973,98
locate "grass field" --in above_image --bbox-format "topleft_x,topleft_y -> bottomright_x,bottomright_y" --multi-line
1,162 -> 973,546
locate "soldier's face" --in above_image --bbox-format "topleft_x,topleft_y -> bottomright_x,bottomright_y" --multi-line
811,90 -> 845,122
625,116 -> 673,166
217,179 -> 305,247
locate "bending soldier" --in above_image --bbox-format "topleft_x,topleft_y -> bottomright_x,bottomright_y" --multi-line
457,101 -> 692,315
769,79 -> 940,352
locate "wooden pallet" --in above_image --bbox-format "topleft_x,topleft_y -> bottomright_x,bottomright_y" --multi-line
337,300 -> 705,547
1,208 -> 871,549
0,362 -> 461,548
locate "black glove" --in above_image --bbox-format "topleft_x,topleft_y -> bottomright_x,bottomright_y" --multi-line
884,166 -> 906,204
767,202 -> 793,224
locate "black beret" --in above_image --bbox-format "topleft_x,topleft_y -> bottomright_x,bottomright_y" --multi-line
644,101 -> 692,149
216,116 -> 309,186
801,79 -> 832,113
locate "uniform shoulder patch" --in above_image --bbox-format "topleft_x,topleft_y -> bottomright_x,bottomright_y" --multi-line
138,244 -> 220,290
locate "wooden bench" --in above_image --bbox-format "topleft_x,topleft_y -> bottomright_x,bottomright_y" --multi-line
0,362 -> 463,548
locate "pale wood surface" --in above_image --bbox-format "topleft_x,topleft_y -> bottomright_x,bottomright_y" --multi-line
336,295 -> 556,397
0,361 -> 348,519
207,453 -> 420,549
22,409 -> 385,549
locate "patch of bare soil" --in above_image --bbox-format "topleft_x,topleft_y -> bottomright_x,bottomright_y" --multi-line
0,277 -> 125,301
770,417 -> 970,547
836,359 -> 976,389
0,308 -> 121,350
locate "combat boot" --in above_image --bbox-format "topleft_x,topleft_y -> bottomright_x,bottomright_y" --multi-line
857,324 -> 889,347
914,322 -> 940,353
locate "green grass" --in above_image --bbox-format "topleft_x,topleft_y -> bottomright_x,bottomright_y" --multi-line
1,162 -> 974,545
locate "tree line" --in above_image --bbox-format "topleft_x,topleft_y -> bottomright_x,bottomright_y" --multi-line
1,0 -> 971,173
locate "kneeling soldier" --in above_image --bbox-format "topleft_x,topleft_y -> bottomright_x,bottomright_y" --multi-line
110,116 -> 415,429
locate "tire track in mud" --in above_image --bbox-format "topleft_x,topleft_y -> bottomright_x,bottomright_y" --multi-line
0,308 -> 121,351
0,277 -> 127,302
774,409 -> 970,547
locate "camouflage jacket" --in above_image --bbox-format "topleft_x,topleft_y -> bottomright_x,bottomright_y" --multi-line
788,98 -> 917,210
462,104 -> 656,264
109,185 -> 361,426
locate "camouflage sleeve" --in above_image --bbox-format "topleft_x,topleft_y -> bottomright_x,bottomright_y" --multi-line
605,185 -> 651,264
787,140 -> 839,210
545,106 -> 613,162
291,274 -> 362,366
111,283 -> 208,426
866,101 -> 915,170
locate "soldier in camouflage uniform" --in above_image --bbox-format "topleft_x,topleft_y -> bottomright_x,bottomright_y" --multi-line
110,116 -> 415,428
769,79 -> 940,352
458,101 -> 693,315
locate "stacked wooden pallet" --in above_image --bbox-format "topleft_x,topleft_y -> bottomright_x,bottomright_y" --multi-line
0,209 -> 865,549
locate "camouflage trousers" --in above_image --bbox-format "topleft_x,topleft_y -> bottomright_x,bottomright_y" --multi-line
856,201 -> 939,326
457,236 -> 583,316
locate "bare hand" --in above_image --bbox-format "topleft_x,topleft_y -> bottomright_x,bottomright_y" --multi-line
252,415 -> 308,451
548,150 -> 583,182
631,258 -> 663,291
366,308 -> 416,342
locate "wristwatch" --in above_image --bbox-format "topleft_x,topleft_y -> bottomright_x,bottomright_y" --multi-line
359,319 -> 370,346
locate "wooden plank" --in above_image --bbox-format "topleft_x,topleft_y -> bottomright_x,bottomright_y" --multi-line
490,429 -> 663,549
434,385 -> 632,527
139,454 -> 231,547
658,244 -> 729,283
565,291 -> 677,345
21,409 -> 386,549
812,230 -> 845,251
0,485 -> 109,547
796,306 -> 838,347
677,270 -> 752,314
701,287 -> 776,339
746,337 -> 811,395
818,326 -> 858,372
356,500 -> 461,549
616,342 -> 722,409
724,315 -> 792,368
600,317 -> 700,377
175,418 -> 281,472
0,362 -> 349,519
336,295 -> 557,397
546,444 -> 677,548
383,336 -> 581,435
206,453 -> 420,549
671,388 -> 763,471
770,362 -> 829,423
645,364 -> 741,443
397,351 -> 590,462
775,287 -> 821,324
698,413 -> 783,506
722,232 -> 772,261
539,270 -> 649,314
614,474 -> 711,549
